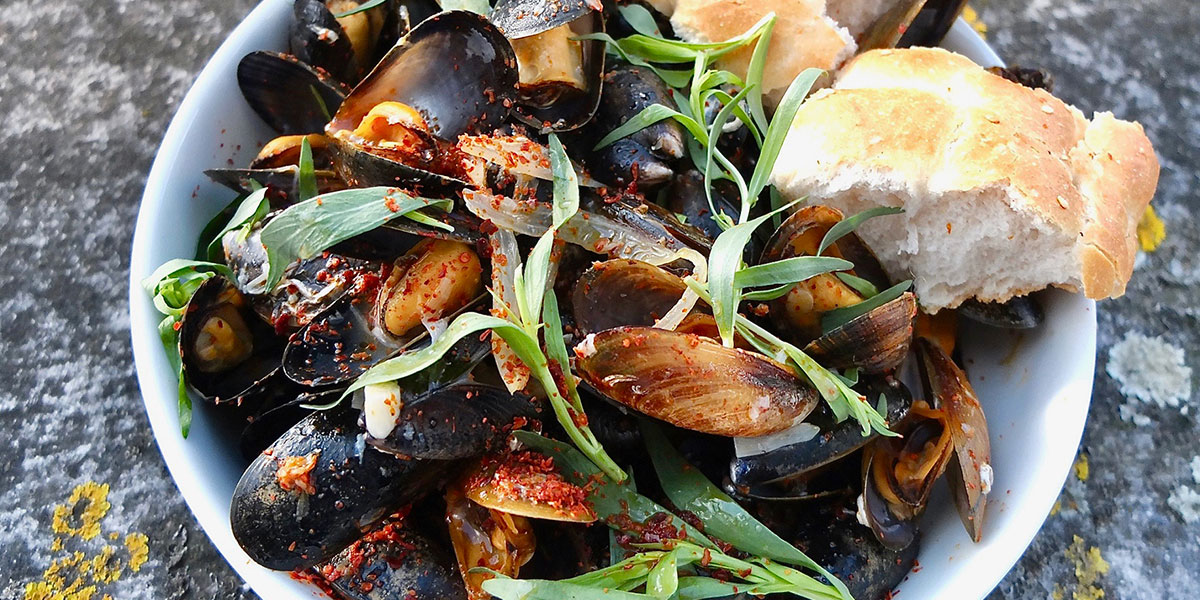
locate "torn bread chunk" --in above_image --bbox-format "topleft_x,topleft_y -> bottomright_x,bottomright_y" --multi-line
771,47 -> 1159,312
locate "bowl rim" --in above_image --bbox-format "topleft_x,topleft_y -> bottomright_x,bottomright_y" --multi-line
128,4 -> 1095,598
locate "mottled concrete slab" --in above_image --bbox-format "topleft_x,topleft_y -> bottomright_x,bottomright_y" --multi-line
0,0 -> 1195,599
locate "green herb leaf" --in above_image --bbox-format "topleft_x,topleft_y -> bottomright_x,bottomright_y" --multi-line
616,3 -> 664,38
820,280 -> 912,333
734,256 -> 852,288
594,104 -> 705,151
640,423 -> 851,599
746,67 -> 823,201
297,137 -> 318,202
260,187 -> 451,290
332,0 -> 387,18
740,283 -> 796,301
835,272 -> 880,297
514,431 -> 712,547
743,15 -> 775,135
438,0 -> 490,14
707,203 -> 797,346
548,134 -> 580,228
481,575 -> 654,600
203,188 -> 269,261
195,194 -> 245,261
645,548 -> 679,599
817,206 -> 904,255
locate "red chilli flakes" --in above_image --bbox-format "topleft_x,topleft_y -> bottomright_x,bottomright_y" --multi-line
276,452 -> 320,495
471,450 -> 591,516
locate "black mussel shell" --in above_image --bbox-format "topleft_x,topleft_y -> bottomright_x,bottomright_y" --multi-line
664,170 -> 739,241
204,167 -> 345,203
583,194 -> 711,253
582,137 -> 675,191
239,388 -> 340,461
519,520 -> 610,579
789,500 -> 919,600
230,405 -> 454,570
237,51 -> 351,134
364,383 -> 540,460
505,9 -> 606,133
595,64 -> 685,161
320,522 -> 467,600
281,290 -> 399,387
571,259 -> 691,335
987,65 -> 1055,91
326,135 -> 468,191
489,0 -> 595,37
731,377 -> 912,488
178,276 -> 287,404
898,0 -> 967,48
290,0 -> 358,83
861,451 -> 919,550
328,11 -> 518,141
956,295 -> 1044,329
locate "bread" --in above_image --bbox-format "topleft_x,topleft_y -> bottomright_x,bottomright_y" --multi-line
770,47 -> 1159,312
660,0 -> 899,105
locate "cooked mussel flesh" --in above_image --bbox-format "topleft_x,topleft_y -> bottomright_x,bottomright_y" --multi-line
178,276 -> 287,404
575,327 -> 818,437
445,480 -> 537,599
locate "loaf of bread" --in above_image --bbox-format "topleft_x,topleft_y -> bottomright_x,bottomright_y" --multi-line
771,47 -> 1159,312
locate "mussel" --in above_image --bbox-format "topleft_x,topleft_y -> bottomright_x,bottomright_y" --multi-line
178,276 -> 287,404
571,259 -> 692,334
897,0 -> 969,48
289,0 -> 401,85
282,239 -> 483,387
803,291 -> 917,373
445,479 -> 537,599
490,0 -> 606,132
731,377 -> 913,490
230,405 -> 453,570
956,294 -> 1044,329
317,519 -> 467,600
575,327 -> 818,437
325,11 -> 519,188
362,383 -> 542,460
665,170 -> 740,241
237,51 -> 351,134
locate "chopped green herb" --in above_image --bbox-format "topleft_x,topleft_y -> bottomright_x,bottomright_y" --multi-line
817,205 -> 904,255
331,0 -> 387,18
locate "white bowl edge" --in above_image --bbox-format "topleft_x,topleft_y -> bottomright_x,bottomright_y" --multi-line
128,7 -> 1096,600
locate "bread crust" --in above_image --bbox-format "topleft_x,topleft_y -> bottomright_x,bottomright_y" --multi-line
773,47 -> 1159,308
665,0 -> 853,104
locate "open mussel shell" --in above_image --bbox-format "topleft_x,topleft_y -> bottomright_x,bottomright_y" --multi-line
178,276 -> 287,404
575,327 -> 818,437
329,11 -> 518,141
205,166 -> 345,202
238,388 -> 337,460
731,377 -> 913,488
237,51 -> 351,134
665,170 -> 740,241
957,294 -> 1044,329
445,481 -> 537,597
916,337 -> 991,541
855,0 -> 928,53
489,0 -> 595,37
898,0 -> 968,47
319,521 -> 467,600
583,194 -> 712,253
504,9 -> 605,132
861,451 -> 920,550
230,405 -> 454,570
804,292 -> 917,374
571,259 -> 691,335
464,449 -> 597,523
281,290 -> 400,387
582,137 -> 675,190
364,383 -> 542,460
326,136 -> 468,191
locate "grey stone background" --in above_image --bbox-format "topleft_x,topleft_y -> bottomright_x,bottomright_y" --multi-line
0,0 -> 1195,598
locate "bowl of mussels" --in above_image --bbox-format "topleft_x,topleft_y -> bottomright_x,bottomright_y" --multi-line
129,0 -> 1100,598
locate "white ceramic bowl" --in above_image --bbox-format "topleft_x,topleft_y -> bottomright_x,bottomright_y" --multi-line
128,3 -> 1096,598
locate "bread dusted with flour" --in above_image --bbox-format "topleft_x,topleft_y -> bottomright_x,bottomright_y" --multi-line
771,47 -> 1159,312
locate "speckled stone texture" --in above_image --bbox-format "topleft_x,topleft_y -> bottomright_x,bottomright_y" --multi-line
0,0 -> 1195,599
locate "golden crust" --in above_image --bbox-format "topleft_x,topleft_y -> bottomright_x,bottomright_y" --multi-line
667,0 -> 852,104
780,47 -> 1159,302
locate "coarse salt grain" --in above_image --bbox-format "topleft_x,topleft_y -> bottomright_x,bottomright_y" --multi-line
1106,332 -> 1193,412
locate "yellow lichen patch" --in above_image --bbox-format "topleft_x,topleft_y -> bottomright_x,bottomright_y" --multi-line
51,482 -> 110,541
1074,453 -> 1090,482
1137,205 -> 1166,252
25,482 -> 150,600
124,534 -> 149,572
1051,498 -> 1063,516
1064,535 -> 1110,600
963,5 -> 988,38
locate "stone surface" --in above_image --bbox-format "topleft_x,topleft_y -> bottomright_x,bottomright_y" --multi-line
0,1 -> 1195,599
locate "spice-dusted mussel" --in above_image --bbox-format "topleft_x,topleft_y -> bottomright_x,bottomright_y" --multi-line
283,238 -> 483,386
362,383 -> 543,460
317,518 -> 468,600
804,292 -> 918,374
575,327 -> 819,437
178,276 -> 288,405
571,258 -> 692,335
490,0 -> 606,132
730,376 -> 913,490
230,405 -> 454,570
237,51 -> 351,134
325,11 -> 519,188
